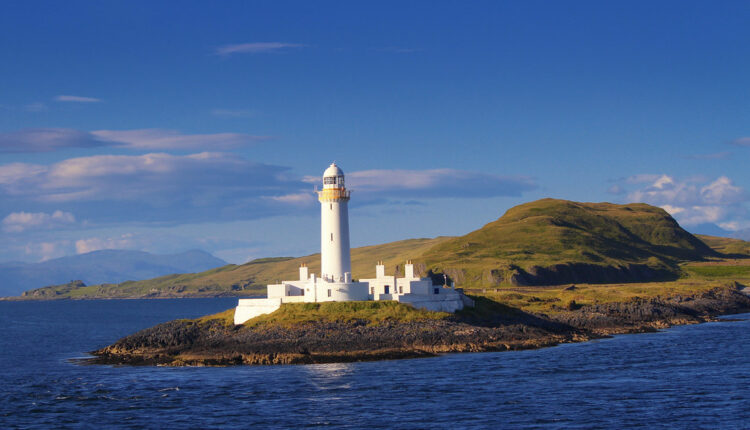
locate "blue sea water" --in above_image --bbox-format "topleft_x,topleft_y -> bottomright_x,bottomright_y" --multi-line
1,299 -> 749,429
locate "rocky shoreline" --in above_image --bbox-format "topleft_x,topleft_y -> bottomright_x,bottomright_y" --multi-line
85,285 -> 750,367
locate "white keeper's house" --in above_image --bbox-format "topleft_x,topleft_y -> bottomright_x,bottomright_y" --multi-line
234,163 -> 472,325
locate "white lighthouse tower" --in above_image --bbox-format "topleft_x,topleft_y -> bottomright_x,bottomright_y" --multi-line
318,163 -> 351,282
232,162 -> 470,325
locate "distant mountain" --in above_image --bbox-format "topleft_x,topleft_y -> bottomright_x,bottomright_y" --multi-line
687,223 -> 733,237
20,199 -> 750,300
734,229 -> 750,241
0,250 -> 226,297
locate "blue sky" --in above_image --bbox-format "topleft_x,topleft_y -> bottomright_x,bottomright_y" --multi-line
0,0 -> 748,263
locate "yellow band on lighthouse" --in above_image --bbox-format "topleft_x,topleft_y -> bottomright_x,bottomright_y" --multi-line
317,188 -> 350,202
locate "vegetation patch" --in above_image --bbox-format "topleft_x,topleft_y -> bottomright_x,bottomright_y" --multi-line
193,308 -> 236,327
472,279 -> 737,315
684,265 -> 750,279
243,301 -> 450,327
696,235 -> 750,257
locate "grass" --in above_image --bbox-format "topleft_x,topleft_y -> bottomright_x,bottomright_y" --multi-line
683,265 -> 750,279
188,301 -> 451,328
696,235 -> 750,257
471,276 -> 748,315
242,301 -> 450,327
193,308 -> 236,327
419,199 -> 723,287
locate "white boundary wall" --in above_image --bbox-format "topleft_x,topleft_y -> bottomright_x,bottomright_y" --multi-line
234,298 -> 283,325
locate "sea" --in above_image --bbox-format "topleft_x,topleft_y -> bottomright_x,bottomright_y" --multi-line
1,299 -> 749,429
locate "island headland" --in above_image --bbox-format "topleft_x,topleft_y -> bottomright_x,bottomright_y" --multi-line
88,284 -> 750,366
82,197 -> 750,366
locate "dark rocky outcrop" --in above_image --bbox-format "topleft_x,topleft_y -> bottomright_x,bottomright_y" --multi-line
92,318 -> 579,366
512,263 -> 677,286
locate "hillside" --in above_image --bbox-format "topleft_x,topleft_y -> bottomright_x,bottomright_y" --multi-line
17,199 -> 750,299
421,199 -> 719,286
0,250 -> 226,297
695,235 -> 750,257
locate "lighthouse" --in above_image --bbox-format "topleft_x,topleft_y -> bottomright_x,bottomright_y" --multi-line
318,163 -> 351,282
232,162 -> 470,325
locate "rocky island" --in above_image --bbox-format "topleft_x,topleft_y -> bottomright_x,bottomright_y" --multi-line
63,198 -> 750,365
87,281 -> 750,366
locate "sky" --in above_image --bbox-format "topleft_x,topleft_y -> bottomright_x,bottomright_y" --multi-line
0,0 -> 748,264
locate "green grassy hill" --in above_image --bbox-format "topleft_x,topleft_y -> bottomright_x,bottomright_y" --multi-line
695,235 -> 750,257
19,199 -> 750,299
421,199 -> 720,286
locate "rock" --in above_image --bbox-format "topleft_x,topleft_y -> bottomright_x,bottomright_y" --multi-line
512,263 -> 675,286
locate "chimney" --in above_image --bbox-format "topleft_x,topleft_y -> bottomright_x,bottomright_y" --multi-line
376,261 -> 385,278
405,260 -> 414,278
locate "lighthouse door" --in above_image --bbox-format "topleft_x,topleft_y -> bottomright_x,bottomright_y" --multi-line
384,285 -> 390,294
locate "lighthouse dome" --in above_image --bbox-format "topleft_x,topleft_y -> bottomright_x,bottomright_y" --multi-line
322,163 -> 345,189
323,163 -> 344,178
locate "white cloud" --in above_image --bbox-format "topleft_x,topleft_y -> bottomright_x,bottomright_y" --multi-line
607,184 -> 626,195
266,193 -> 316,205
0,163 -> 47,185
304,168 -> 537,200
0,152 -> 306,223
17,152 -> 289,203
215,42 -> 305,56
55,95 -> 101,103
75,234 -> 135,254
660,204 -> 684,215
24,240 -> 70,261
731,137 -> 750,146
718,220 -> 750,231
0,154 -> 537,226
90,129 -> 269,150
626,174 -> 663,184
621,174 -> 748,228
701,176 -> 744,205
628,175 -> 745,208
0,128 -> 269,153
0,128 -> 107,153
2,210 -> 76,233
657,205 -> 725,226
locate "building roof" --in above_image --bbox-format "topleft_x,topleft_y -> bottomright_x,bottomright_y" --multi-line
323,162 -> 344,177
